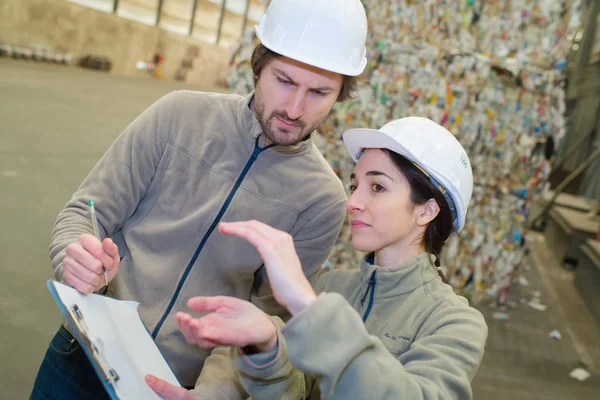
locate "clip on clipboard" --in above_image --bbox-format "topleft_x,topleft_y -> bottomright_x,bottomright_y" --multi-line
48,280 -> 181,399
67,304 -> 120,384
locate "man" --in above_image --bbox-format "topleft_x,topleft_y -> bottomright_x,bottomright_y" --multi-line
30,0 -> 368,398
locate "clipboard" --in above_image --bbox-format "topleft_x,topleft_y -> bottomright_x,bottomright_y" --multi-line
47,280 -> 181,399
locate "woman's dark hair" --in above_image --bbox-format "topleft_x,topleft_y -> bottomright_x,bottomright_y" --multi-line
382,149 -> 455,283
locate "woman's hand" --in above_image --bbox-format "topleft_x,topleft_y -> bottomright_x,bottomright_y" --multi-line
177,296 -> 278,352
218,220 -> 317,315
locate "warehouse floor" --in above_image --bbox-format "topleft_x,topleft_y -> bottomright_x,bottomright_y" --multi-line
1,59 -> 598,399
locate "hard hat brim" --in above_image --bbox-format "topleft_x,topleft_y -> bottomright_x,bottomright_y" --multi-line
342,128 -> 419,164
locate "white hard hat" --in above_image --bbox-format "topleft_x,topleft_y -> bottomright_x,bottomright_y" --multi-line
255,0 -> 368,76
342,117 -> 473,233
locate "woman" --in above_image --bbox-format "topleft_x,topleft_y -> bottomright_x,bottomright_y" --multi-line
147,117 -> 487,399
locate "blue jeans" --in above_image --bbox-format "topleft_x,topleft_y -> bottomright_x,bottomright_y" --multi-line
30,325 -> 110,400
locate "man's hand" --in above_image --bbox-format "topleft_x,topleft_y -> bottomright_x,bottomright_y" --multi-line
177,296 -> 278,352
62,234 -> 120,294
145,375 -> 194,400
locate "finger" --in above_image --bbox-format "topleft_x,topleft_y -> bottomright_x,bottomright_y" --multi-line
245,219 -> 292,238
196,338 -> 218,348
63,257 -> 102,288
177,313 -> 222,348
102,238 -> 120,269
145,375 -> 191,400
218,223 -> 273,254
219,221 -> 272,241
176,313 -> 196,344
62,268 -> 97,294
223,220 -> 293,253
220,219 -> 283,234
190,316 -> 249,347
68,238 -> 104,275
189,318 -> 221,344
177,314 -> 218,348
186,296 -> 235,313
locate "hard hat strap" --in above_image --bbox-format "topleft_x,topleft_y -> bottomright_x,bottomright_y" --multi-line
412,163 -> 458,229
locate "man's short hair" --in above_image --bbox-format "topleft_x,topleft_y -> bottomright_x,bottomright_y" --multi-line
251,43 -> 358,102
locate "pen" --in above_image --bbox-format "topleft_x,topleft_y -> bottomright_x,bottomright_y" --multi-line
88,200 -> 109,287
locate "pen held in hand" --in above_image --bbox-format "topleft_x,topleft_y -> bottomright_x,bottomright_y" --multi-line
88,200 -> 109,287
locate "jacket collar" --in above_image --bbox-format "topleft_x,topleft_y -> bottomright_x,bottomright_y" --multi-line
237,92 -> 313,156
360,253 -> 440,298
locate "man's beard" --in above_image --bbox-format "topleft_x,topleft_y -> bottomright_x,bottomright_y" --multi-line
254,94 -> 324,146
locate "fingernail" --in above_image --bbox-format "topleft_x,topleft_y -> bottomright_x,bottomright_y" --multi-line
145,375 -> 154,384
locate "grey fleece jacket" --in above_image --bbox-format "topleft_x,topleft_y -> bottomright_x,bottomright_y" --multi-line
48,90 -> 347,388
234,253 -> 488,399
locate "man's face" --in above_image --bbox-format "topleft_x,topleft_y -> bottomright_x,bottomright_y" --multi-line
253,56 -> 343,146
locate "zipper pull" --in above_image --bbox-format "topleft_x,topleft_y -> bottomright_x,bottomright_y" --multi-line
360,271 -> 376,306
369,271 -> 377,285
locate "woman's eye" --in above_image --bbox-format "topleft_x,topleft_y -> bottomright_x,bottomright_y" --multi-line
372,184 -> 385,193
347,184 -> 357,193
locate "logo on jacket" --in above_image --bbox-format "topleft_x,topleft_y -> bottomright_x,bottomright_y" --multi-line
383,333 -> 411,342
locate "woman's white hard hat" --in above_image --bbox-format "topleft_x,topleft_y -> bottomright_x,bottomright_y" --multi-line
342,117 -> 474,233
255,0 -> 368,76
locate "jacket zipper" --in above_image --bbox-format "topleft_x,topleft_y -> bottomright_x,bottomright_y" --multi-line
151,138 -> 275,339
360,270 -> 376,323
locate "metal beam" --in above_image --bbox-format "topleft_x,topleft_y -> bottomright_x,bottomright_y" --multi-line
530,147 -> 600,227
240,0 -> 250,38
216,0 -> 228,44
189,0 -> 199,36
566,0 -> 599,99
156,0 -> 165,26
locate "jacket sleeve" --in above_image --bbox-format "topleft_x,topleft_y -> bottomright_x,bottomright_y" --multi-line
232,317 -> 311,400
48,92 -> 178,281
236,292 -> 487,400
248,195 -> 346,320
190,347 -> 248,400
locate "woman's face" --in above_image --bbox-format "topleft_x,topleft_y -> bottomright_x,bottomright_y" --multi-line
346,149 -> 423,254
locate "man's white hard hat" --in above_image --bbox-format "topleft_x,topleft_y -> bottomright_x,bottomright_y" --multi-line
255,0 -> 368,76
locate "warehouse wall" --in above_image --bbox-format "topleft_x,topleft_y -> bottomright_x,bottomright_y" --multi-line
0,0 -> 229,87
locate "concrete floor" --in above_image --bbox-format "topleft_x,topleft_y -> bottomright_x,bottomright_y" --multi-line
1,58 -> 599,399
472,232 -> 600,399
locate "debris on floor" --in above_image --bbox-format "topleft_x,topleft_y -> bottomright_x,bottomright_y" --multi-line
519,276 -> 530,286
492,312 -> 511,322
529,300 -> 548,311
548,329 -> 562,340
569,367 -> 591,382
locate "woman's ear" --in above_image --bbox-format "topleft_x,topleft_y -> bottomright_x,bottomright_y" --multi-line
414,199 -> 440,227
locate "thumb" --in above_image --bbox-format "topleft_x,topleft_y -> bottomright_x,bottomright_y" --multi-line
102,238 -> 119,261
145,375 -> 190,400
187,296 -> 230,313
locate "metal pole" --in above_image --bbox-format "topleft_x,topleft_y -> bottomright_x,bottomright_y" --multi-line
189,0 -> 199,36
566,0 -> 599,99
240,0 -> 250,38
113,0 -> 119,13
216,0 -> 228,44
553,128 -> 597,172
530,147 -> 600,227
156,0 -> 164,26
